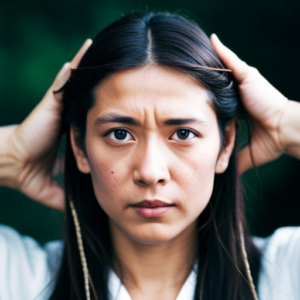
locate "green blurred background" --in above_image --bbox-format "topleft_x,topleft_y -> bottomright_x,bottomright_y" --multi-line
0,0 -> 299,245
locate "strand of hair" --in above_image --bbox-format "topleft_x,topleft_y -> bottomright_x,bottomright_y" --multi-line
69,199 -> 92,300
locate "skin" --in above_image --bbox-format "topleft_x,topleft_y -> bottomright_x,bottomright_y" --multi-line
71,65 -> 236,300
0,39 -> 93,210
210,35 -> 297,173
1,33 -> 300,299
2,35 -> 299,211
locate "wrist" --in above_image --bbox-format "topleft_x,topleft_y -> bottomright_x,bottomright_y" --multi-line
278,100 -> 300,159
0,125 -> 22,189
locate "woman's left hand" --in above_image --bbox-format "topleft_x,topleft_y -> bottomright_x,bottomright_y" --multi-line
211,34 -> 300,174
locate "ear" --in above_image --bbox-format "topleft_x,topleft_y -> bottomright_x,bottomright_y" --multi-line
70,125 -> 91,174
215,119 -> 236,174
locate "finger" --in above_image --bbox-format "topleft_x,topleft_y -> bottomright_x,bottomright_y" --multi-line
52,39 -> 93,95
210,34 -> 250,83
70,38 -> 93,69
52,62 -> 71,94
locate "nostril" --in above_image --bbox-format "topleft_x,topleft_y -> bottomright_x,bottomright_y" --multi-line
137,180 -> 147,186
135,179 -> 164,186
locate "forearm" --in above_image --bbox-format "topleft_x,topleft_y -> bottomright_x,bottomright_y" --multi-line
279,100 -> 300,159
0,125 -> 21,188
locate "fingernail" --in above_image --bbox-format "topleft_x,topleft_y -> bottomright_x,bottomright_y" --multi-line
85,38 -> 93,45
211,33 -> 220,41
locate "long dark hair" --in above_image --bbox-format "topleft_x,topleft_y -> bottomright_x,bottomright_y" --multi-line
49,12 -> 261,300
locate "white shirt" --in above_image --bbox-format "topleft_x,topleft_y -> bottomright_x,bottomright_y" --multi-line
0,224 -> 300,300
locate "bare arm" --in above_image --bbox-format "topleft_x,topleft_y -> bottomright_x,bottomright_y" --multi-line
0,125 -> 20,189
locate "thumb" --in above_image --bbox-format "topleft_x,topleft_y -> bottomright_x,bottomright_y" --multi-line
52,62 -> 72,102
52,38 -> 93,102
210,34 -> 251,84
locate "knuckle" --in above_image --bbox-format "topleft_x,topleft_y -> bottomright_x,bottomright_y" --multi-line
249,66 -> 260,76
240,61 -> 248,68
63,62 -> 70,68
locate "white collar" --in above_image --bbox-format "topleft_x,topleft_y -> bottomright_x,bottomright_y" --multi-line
108,267 -> 197,300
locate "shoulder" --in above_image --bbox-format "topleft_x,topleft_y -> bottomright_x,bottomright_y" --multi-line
253,227 -> 300,300
253,226 -> 300,258
0,224 -> 63,300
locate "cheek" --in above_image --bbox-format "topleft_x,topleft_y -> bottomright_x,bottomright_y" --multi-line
91,159 -> 117,189
175,146 -> 219,215
86,147 -> 131,214
183,156 -> 214,186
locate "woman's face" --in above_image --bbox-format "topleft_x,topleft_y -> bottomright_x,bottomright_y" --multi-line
71,65 -> 235,244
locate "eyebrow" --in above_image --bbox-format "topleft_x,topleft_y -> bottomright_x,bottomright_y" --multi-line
95,113 -> 138,125
164,118 -> 207,125
94,113 -> 206,126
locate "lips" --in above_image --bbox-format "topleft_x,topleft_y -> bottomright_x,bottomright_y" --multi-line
131,200 -> 174,208
131,200 -> 175,218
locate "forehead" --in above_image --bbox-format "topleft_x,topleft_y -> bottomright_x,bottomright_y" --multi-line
92,65 -> 216,122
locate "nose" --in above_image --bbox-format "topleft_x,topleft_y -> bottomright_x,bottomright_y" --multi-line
133,139 -> 171,187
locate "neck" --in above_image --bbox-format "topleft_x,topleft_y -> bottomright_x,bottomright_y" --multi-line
110,220 -> 197,300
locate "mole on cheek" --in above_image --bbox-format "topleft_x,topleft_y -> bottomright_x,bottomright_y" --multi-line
111,171 -> 114,174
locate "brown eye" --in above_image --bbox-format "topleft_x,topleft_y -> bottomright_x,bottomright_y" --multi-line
171,129 -> 196,141
106,129 -> 134,143
114,129 -> 127,140
177,129 -> 189,139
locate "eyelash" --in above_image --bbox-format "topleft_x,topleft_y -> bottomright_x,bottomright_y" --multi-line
103,128 -> 199,143
104,129 -> 135,143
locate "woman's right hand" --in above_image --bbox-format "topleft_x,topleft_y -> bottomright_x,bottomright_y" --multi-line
0,39 -> 92,211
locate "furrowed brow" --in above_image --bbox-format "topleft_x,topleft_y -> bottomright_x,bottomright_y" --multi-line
164,118 -> 207,126
95,113 -> 139,125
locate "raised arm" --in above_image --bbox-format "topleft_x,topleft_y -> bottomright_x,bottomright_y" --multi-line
0,39 -> 92,210
210,34 -> 300,174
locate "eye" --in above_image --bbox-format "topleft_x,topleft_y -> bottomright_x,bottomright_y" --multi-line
105,129 -> 134,143
170,129 -> 197,141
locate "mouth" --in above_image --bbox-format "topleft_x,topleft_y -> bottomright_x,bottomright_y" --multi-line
130,200 -> 175,218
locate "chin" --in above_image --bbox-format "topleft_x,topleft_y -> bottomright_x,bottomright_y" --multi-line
125,223 -> 182,245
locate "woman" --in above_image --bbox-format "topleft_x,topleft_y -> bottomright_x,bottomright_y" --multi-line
0,12 -> 300,300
